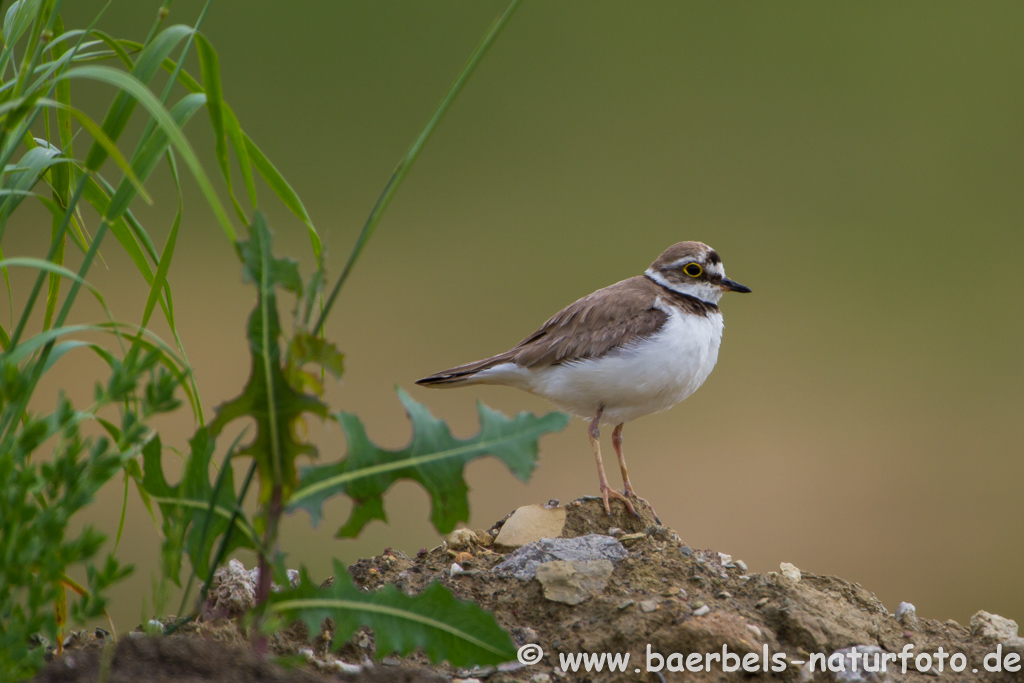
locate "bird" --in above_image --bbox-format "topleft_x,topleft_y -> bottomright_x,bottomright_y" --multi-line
416,241 -> 750,520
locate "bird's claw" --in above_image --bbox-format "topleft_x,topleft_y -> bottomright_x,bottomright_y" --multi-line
600,484 -> 638,518
620,486 -> 661,525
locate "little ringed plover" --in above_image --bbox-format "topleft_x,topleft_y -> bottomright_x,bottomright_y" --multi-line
417,241 -> 750,520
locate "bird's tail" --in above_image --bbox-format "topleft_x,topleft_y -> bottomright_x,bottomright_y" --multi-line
415,352 -> 516,387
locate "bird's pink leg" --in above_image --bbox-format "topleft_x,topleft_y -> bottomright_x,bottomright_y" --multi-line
612,424 -> 660,523
590,409 -> 636,517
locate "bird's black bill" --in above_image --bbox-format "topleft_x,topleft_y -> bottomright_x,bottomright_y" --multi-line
721,278 -> 752,293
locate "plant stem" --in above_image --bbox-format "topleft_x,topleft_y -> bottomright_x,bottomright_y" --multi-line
256,484 -> 283,605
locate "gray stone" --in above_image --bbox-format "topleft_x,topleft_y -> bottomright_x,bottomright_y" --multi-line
493,534 -> 627,580
535,560 -> 613,605
970,610 -> 1019,641
894,602 -> 917,630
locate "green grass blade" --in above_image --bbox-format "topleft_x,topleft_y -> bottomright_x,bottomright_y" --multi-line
242,132 -> 319,260
61,65 -> 235,239
82,24 -> 192,172
195,33 -> 247,223
0,256 -> 117,330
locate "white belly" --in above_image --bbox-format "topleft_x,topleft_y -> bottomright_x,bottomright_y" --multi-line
481,310 -> 724,425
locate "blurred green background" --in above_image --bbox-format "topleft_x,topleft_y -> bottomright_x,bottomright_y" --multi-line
45,1 -> 1022,631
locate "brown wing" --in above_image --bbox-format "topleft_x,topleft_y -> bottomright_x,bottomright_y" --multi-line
507,276 -> 668,368
416,276 -> 670,386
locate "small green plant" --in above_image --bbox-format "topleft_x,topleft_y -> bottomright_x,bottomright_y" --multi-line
1,0 -> 563,676
0,0 -> 318,678
0,354 -> 182,677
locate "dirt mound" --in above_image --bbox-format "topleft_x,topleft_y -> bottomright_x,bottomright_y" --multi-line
39,498 -> 1022,682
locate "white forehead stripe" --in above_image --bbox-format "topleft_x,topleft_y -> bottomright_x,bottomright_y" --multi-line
664,257 -> 726,278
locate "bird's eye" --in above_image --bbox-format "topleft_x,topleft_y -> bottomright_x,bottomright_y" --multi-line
683,263 -> 702,277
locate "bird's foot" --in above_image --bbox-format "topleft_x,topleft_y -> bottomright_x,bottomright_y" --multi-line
621,484 -> 660,525
600,484 -> 638,518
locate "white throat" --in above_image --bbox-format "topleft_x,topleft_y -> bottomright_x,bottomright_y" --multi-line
644,268 -> 724,305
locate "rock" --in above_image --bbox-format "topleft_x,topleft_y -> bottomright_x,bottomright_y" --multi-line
804,645 -> 890,682
530,674 -> 552,683
446,528 -> 477,550
1004,636 -> 1024,655
639,599 -> 660,613
970,610 -> 1019,641
618,532 -> 647,546
894,602 -> 917,630
205,559 -> 255,618
512,626 -> 539,645
493,503 -> 567,548
692,604 -> 710,617
535,560 -> 613,605
780,562 -> 802,582
734,559 -> 748,573
493,534 -> 627,580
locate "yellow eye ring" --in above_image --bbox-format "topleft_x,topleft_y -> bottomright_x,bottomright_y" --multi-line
683,263 -> 702,278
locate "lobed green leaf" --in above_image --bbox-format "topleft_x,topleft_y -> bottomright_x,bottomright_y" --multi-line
264,562 -> 517,666
291,388 -> 568,537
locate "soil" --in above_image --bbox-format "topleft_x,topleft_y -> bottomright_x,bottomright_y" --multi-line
36,497 -> 1021,682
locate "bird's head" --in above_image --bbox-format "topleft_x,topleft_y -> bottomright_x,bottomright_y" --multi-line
645,241 -> 751,305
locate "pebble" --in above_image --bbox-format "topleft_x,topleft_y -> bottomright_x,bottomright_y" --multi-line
618,532 -> 647,546
693,604 -> 711,617
607,527 -> 624,537
513,626 -> 540,644
617,599 -> 635,610
494,504 -> 568,548
716,591 -> 732,599
779,562 -> 801,582
446,528 -> 477,550
639,599 -> 660,613
895,602 -> 918,630
755,597 -> 770,609
531,674 -> 553,683
679,546 -> 693,556
450,563 -> 465,577
734,559 -> 748,573
718,552 -> 733,566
